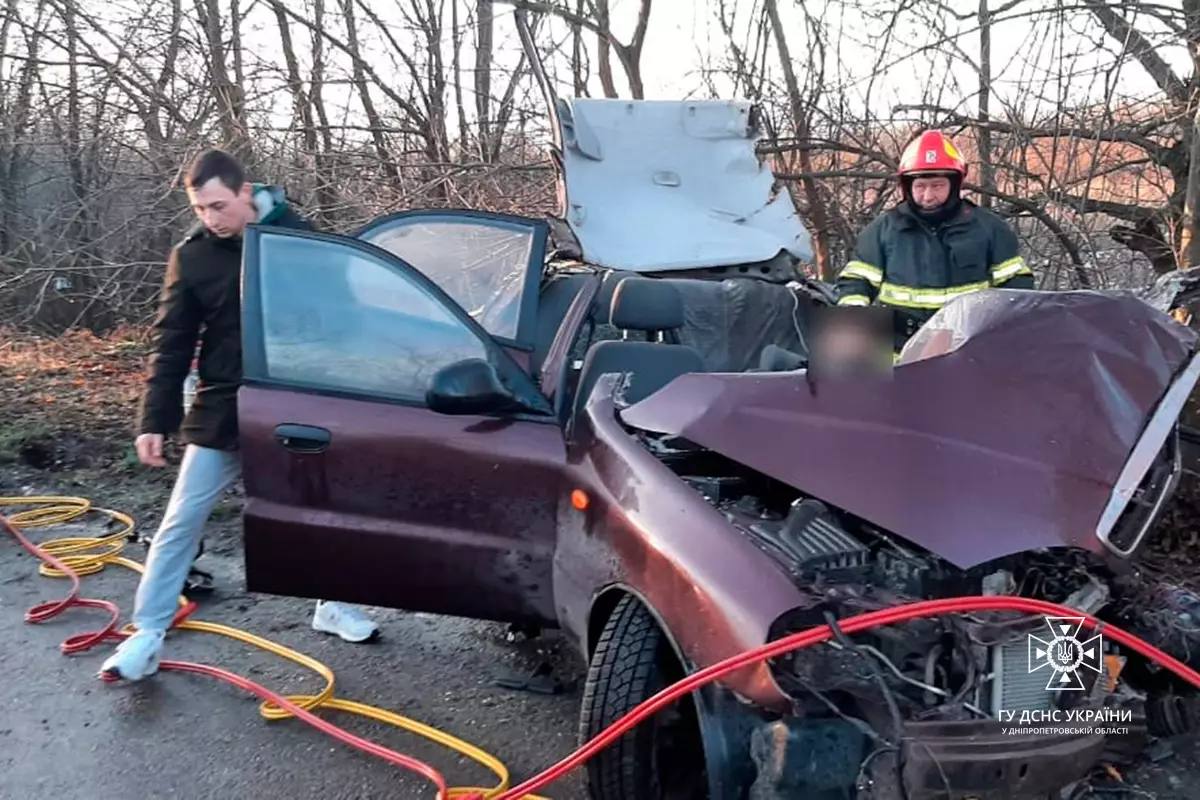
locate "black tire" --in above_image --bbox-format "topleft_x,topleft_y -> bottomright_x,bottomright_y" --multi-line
579,595 -> 709,800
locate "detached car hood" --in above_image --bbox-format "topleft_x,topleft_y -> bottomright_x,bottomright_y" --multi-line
555,98 -> 813,272
622,289 -> 1200,568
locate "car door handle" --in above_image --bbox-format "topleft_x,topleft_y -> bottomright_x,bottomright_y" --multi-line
274,424 -> 331,454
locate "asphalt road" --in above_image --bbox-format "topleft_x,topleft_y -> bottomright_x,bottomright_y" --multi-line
0,480 -> 588,800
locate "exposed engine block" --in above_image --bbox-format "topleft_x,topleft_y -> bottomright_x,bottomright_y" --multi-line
745,498 -> 870,572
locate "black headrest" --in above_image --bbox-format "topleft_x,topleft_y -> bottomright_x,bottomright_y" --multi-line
610,278 -> 685,331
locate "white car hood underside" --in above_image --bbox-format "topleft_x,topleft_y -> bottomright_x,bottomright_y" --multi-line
555,98 -> 814,272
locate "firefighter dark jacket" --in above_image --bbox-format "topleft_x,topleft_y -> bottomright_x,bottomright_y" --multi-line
136,186 -> 312,450
834,199 -> 1034,350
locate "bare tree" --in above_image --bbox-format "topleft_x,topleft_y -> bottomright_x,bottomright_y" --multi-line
4,0 -> 1200,334
506,0 -> 653,98
570,0 -> 588,97
475,0 -> 495,158
1183,102 -> 1200,268
339,0 -> 401,184
976,0 -> 995,207
765,0 -> 833,280
194,0 -> 253,161
0,0 -> 46,258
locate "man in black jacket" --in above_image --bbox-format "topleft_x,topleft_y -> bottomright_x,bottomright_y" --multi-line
835,129 -> 1034,353
102,149 -> 379,682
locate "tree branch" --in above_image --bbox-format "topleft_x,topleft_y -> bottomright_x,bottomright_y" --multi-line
353,0 -> 432,115
1048,191 -> 1159,221
776,170 -> 890,181
271,0 -> 429,126
893,104 -> 1174,162
967,183 -> 1092,286
628,0 -> 652,60
503,0 -> 616,45
765,0 -> 832,279
1082,0 -> 1189,106
761,137 -> 897,168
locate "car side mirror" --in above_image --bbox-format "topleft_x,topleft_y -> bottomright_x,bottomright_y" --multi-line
426,358 -> 519,415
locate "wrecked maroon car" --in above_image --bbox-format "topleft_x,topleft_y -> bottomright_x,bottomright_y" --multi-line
235,99 -> 1200,800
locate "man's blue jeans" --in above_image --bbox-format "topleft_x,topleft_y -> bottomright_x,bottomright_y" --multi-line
133,445 -> 240,633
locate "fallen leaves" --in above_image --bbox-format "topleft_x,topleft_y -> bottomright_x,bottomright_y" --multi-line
1,326 -> 149,470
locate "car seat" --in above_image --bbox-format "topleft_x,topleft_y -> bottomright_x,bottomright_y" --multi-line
570,278 -> 705,426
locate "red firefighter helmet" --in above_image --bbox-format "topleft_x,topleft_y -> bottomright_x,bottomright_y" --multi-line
898,130 -> 967,178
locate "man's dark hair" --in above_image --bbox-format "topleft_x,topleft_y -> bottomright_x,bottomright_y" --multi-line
185,148 -> 245,192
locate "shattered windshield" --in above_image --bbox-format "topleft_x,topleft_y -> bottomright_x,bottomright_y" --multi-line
361,219 -> 534,342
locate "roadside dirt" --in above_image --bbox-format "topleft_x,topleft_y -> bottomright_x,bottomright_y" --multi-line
0,327 -> 153,471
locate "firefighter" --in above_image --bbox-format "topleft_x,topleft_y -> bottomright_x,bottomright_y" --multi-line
835,129 -> 1034,352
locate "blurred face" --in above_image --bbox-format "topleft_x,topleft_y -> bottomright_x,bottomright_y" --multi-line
811,324 -> 887,376
911,175 -> 952,209
817,325 -> 877,363
187,177 -> 256,238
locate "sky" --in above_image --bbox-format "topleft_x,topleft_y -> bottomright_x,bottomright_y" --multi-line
539,0 -> 1187,109
437,0 -> 1189,145
14,0 -> 1192,140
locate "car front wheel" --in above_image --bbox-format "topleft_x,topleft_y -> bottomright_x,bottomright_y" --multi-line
579,595 -> 709,800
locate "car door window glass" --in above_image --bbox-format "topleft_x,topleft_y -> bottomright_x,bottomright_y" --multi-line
260,234 -> 487,401
361,220 -> 533,341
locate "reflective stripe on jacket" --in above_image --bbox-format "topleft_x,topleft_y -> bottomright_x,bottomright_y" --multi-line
835,200 -> 1034,349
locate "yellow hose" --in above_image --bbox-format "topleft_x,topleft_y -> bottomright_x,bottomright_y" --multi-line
0,495 -> 548,800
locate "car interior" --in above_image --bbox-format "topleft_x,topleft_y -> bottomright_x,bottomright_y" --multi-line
568,278 -> 706,429
524,268 -> 821,428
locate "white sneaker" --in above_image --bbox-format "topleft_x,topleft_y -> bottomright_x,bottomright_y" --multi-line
100,629 -> 165,681
311,600 -> 379,643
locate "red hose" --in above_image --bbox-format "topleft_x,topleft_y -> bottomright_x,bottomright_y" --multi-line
497,595 -> 1200,799
7,509 -> 1200,800
10,514 -> 195,655
161,659 -> 449,793
1,513 -> 452,796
